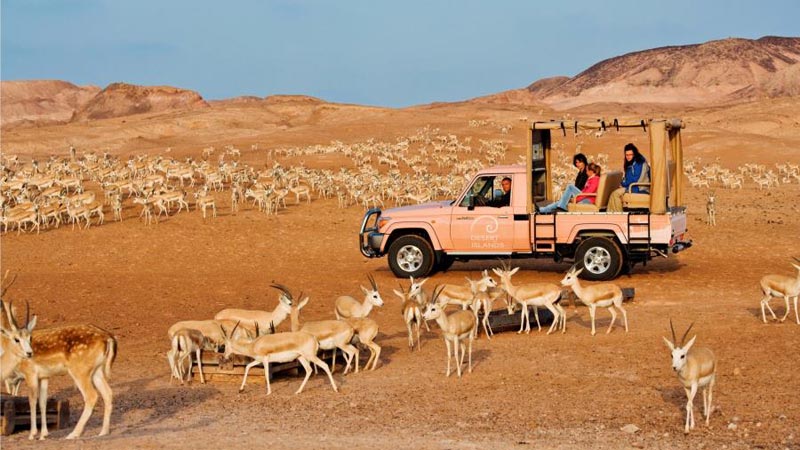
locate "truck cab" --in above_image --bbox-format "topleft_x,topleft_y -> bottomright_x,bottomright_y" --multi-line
360,118 -> 692,280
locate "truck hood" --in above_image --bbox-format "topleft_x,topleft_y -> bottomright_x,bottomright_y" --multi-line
382,200 -> 453,217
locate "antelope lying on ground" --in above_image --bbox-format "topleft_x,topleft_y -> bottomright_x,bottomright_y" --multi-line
560,265 -> 627,336
663,321 -> 717,434
759,258 -> 800,324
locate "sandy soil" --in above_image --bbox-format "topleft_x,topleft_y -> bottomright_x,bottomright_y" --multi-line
1,99 -> 799,449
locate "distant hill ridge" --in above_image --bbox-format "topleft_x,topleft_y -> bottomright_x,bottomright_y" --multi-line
479,36 -> 800,109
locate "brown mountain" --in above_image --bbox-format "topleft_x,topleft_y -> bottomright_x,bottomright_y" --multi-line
71,82 -> 208,122
0,80 -> 100,127
479,36 -> 800,109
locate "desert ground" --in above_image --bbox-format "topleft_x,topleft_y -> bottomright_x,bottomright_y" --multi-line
1,95 -> 800,450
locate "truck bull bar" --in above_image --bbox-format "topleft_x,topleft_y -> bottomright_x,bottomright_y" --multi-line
359,208 -> 383,257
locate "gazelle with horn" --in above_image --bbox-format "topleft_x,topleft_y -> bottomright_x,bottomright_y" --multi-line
662,320 -> 717,433
437,270 -> 497,311
493,262 -> 565,335
345,317 -> 381,371
221,320 -> 338,395
215,284 -> 296,333
279,285 -> 358,374
408,276 -> 431,331
334,274 -> 384,319
422,286 -> 477,377
1,272 -> 34,392
560,264 -> 627,336
759,257 -> 800,324
1,283 -> 117,439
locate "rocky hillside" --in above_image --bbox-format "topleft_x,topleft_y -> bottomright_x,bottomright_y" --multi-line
71,83 -> 208,122
479,36 -> 800,109
0,80 -> 100,127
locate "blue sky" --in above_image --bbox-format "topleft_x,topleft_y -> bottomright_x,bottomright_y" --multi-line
2,0 -> 797,107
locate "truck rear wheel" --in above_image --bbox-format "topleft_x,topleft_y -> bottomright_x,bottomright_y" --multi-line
575,237 -> 623,281
388,235 -> 435,278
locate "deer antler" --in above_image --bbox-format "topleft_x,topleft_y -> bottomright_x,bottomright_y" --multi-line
1,270 -> 18,298
270,283 -> 294,300
367,274 -> 378,291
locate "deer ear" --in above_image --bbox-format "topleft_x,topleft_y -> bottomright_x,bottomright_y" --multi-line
510,267 -> 520,275
418,278 -> 428,286
361,285 -> 369,294
299,297 -> 310,310
683,335 -> 696,351
574,267 -> 584,276
26,315 -> 37,332
492,268 -> 502,276
662,336 -> 675,351
393,289 -> 403,298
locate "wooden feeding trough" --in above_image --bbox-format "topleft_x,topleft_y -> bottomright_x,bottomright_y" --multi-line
0,396 -> 70,436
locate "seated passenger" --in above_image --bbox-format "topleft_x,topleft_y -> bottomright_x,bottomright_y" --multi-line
539,163 -> 601,213
607,143 -> 650,212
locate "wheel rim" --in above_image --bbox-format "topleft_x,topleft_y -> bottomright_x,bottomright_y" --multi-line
396,245 -> 424,272
583,246 -> 611,275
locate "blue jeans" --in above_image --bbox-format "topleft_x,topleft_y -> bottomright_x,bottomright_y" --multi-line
539,184 -> 582,213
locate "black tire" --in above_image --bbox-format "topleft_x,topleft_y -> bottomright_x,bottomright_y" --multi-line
575,237 -> 623,281
437,254 -> 455,272
388,235 -> 435,278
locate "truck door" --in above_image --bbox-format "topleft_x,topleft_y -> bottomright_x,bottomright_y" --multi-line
449,174 -> 515,253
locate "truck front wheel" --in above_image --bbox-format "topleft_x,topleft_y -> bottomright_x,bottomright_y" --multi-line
575,237 -> 623,281
388,235 -> 435,278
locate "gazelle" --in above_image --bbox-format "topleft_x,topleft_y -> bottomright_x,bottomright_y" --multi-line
706,191 -> 716,226
560,265 -> 627,336
408,276 -> 431,331
214,285 -> 295,333
194,188 -> 217,219
494,264 -> 565,335
422,286 -> 477,377
345,317 -> 381,371
395,282 -> 424,351
662,321 -> 717,433
168,328 -> 208,384
437,270 -> 497,311
221,321 -> 338,395
168,319 -> 255,352
2,300 -> 117,439
279,285 -> 358,374
334,274 -> 384,319
759,257 -> 800,324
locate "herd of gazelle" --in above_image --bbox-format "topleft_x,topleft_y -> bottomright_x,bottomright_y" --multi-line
1,257 -> 798,439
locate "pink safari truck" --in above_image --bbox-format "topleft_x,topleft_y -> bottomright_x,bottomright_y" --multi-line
359,118 -> 692,281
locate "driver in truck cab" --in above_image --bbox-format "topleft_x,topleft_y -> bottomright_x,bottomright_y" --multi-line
487,177 -> 512,207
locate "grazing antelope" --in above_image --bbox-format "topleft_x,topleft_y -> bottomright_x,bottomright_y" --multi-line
221,321 -> 338,395
493,264 -> 565,335
662,321 -> 717,433
759,258 -> 800,324
706,191 -> 716,226
345,317 -> 381,371
168,328 -> 208,384
1,300 -> 116,439
422,286 -> 477,377
278,285 -> 358,374
334,274 -> 384,319
560,265 -> 627,335
437,270 -> 497,311
168,319 -> 255,353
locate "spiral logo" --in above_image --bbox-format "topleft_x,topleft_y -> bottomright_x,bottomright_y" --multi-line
470,215 -> 499,234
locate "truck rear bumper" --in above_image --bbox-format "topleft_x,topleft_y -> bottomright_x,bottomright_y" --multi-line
359,208 -> 384,258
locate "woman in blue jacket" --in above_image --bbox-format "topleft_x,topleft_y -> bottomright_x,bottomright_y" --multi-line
607,143 -> 650,212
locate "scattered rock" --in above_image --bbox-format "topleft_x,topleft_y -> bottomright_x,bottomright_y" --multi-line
728,423 -> 738,430
733,367 -> 742,376
621,424 -> 640,434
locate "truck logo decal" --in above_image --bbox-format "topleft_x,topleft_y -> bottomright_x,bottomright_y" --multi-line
469,215 -> 503,249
